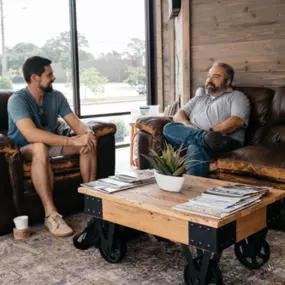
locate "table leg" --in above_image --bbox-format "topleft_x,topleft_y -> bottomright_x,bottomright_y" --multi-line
182,245 -> 223,285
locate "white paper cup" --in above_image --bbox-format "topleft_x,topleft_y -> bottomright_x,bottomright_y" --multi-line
13,216 -> 29,230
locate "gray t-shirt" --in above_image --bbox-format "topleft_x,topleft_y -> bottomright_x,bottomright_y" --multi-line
8,88 -> 72,148
180,87 -> 251,145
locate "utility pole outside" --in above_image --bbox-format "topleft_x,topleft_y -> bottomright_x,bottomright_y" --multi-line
0,0 -> 7,76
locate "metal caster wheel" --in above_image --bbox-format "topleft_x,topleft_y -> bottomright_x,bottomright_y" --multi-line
235,239 -> 270,269
99,222 -> 126,263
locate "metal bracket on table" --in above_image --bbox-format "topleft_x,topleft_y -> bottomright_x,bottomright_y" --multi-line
267,199 -> 282,227
84,195 -> 103,218
189,221 -> 236,253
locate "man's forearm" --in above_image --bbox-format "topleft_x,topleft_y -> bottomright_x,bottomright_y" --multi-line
25,128 -> 71,146
212,116 -> 244,134
173,110 -> 191,124
73,120 -> 90,135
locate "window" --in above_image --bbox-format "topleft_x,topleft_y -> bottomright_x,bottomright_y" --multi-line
1,0 -> 153,146
0,0 -> 73,103
76,0 -> 147,117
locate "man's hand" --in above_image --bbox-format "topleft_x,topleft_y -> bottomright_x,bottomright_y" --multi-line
81,132 -> 97,154
68,132 -> 97,154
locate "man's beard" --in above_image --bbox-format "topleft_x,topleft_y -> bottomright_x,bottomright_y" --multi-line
205,81 -> 227,95
39,82 -> 53,92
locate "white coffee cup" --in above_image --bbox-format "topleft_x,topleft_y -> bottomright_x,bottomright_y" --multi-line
13,216 -> 29,230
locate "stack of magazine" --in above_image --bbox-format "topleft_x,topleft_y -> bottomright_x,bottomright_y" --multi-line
173,184 -> 271,219
81,169 -> 155,194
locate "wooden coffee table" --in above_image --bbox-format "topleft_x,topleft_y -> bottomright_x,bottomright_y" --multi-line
78,175 -> 285,285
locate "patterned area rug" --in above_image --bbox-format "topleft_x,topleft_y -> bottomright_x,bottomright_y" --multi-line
0,213 -> 285,285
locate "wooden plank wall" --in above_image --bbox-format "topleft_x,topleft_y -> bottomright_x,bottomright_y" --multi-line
157,0 -> 285,104
191,0 -> 285,94
161,0 -> 176,108
155,0 -> 190,108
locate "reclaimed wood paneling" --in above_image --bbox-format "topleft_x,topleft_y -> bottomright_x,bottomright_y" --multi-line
191,0 -> 285,94
181,0 -> 191,104
161,0 -> 175,107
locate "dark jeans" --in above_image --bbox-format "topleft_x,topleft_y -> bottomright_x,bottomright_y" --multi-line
163,123 -> 241,177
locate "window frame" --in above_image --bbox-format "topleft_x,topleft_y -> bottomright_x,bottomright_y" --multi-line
69,0 -> 156,119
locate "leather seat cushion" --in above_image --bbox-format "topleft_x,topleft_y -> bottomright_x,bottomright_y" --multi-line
23,155 -> 80,178
210,145 -> 285,183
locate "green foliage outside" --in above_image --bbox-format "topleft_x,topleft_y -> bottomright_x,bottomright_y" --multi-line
109,118 -> 128,143
124,66 -> 146,86
0,76 -> 12,89
80,68 -> 108,98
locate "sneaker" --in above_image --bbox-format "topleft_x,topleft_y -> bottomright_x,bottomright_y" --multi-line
45,213 -> 73,237
203,131 -> 229,151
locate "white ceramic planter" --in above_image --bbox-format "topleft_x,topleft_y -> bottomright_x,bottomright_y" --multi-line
154,171 -> 184,192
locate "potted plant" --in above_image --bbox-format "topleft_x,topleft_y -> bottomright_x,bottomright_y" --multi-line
142,141 -> 198,192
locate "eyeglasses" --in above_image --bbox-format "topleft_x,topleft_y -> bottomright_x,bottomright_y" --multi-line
38,109 -> 48,127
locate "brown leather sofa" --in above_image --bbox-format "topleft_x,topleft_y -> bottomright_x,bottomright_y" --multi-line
136,86 -> 285,190
0,91 -> 116,235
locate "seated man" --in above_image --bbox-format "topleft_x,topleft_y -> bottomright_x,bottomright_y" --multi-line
8,56 -> 97,237
163,61 -> 250,177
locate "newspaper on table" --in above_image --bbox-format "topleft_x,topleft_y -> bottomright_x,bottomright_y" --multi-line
110,169 -> 155,183
206,184 -> 270,198
81,169 -> 155,194
172,183 -> 272,219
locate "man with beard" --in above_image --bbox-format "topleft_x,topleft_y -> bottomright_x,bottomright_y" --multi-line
163,61 -> 250,177
7,56 -> 97,237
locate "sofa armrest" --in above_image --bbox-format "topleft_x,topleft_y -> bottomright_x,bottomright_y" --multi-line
135,116 -> 173,137
87,121 -> 116,137
0,134 -> 18,154
55,118 -> 116,138
0,135 -> 24,215
135,116 -> 173,169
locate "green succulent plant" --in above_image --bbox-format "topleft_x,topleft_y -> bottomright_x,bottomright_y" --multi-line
142,141 -> 200,177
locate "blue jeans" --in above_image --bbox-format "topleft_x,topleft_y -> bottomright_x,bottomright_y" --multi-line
163,123 -> 211,177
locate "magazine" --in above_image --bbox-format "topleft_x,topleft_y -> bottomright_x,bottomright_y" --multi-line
172,183 -> 270,218
81,181 -> 135,193
110,169 -> 155,183
173,199 -> 261,219
206,184 -> 271,198
81,169 -> 155,194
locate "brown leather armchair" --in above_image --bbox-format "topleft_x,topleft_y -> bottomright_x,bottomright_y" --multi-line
0,91 -> 116,235
135,86 -> 285,190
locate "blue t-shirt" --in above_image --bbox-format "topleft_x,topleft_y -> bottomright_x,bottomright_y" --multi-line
8,88 -> 72,148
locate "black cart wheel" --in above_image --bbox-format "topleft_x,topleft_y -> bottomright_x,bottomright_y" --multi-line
99,231 -> 126,263
183,261 -> 223,285
235,239 -> 270,269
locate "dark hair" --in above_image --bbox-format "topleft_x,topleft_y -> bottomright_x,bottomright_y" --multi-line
22,56 -> 52,83
211,61 -> 235,85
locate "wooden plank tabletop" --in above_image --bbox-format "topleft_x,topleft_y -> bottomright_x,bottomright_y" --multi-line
78,175 -> 285,228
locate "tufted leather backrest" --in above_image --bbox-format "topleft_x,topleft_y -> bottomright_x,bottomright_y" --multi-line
260,87 -> 285,145
0,91 -> 13,131
233,87 -> 275,145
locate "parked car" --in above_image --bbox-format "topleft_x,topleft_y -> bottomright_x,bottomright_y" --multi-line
136,84 -> 147,95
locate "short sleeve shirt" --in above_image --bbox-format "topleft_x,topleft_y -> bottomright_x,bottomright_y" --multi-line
180,87 -> 251,145
8,88 -> 72,148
